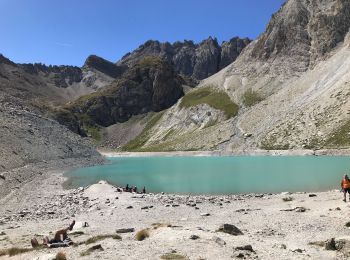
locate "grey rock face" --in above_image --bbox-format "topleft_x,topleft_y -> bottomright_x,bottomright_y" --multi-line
63,57 -> 184,128
250,0 -> 350,71
220,37 -> 252,69
118,37 -> 251,80
83,55 -> 127,79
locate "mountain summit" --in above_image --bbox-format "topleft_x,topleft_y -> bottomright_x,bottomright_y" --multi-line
117,37 -> 251,80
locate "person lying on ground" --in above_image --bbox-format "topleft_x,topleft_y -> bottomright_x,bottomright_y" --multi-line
31,220 -> 75,248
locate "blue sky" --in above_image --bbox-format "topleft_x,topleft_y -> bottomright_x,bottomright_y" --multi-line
1,0 -> 285,66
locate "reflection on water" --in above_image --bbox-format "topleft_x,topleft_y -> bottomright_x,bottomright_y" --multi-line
66,156 -> 350,194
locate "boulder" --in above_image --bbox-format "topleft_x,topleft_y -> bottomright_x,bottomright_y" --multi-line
217,224 -> 243,236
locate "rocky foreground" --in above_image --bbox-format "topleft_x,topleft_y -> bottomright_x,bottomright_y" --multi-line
1,169 -> 350,259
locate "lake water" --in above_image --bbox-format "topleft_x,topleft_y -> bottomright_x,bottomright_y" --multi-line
66,156 -> 350,194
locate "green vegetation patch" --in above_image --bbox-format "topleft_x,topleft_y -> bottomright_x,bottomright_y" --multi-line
122,112 -> 165,151
324,120 -> 350,148
242,89 -> 263,107
85,126 -> 101,142
180,86 -> 239,119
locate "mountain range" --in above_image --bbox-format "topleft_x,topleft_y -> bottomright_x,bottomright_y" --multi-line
1,0 -> 350,169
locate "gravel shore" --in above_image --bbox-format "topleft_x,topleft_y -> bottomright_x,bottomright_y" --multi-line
1,161 -> 350,259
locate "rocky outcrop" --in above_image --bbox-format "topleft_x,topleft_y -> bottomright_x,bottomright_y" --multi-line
220,37 -> 251,69
83,55 -> 127,79
118,37 -> 251,80
249,0 -> 350,73
63,57 -> 184,128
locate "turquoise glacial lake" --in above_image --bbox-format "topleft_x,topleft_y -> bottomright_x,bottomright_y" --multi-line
67,156 -> 350,194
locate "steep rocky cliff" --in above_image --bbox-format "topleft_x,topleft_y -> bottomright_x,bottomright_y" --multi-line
56,57 -> 184,132
117,37 -> 251,80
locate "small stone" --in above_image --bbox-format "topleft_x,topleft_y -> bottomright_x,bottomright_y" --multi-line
190,235 -> 200,240
116,228 -> 135,233
308,194 -> 317,197
235,252 -> 245,258
126,206 -> 133,209
235,245 -> 255,252
345,222 -> 350,227
88,244 -> 104,252
200,213 -> 210,217
292,248 -> 304,253
295,207 -> 306,212
212,236 -> 226,246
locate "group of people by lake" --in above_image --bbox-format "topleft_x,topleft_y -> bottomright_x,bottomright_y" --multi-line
123,184 -> 146,194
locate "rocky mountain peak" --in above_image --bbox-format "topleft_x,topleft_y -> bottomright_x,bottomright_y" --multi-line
250,0 -> 350,71
83,55 -> 127,78
118,36 -> 251,80
0,54 -> 16,66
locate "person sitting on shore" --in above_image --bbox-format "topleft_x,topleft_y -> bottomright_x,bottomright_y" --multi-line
31,220 -> 75,248
124,184 -> 130,192
341,174 -> 350,202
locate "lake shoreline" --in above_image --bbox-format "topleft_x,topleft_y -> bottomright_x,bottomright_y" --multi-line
98,148 -> 350,157
1,167 -> 350,259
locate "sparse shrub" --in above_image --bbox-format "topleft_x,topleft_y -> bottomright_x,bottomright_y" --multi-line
7,247 -> 34,256
135,229 -> 150,241
55,251 -> 67,260
242,89 -> 263,107
282,197 -> 294,202
160,253 -> 188,260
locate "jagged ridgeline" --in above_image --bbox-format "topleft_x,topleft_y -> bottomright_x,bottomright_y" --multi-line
118,37 -> 251,80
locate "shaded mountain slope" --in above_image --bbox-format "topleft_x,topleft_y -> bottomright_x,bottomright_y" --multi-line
54,57 -> 185,135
